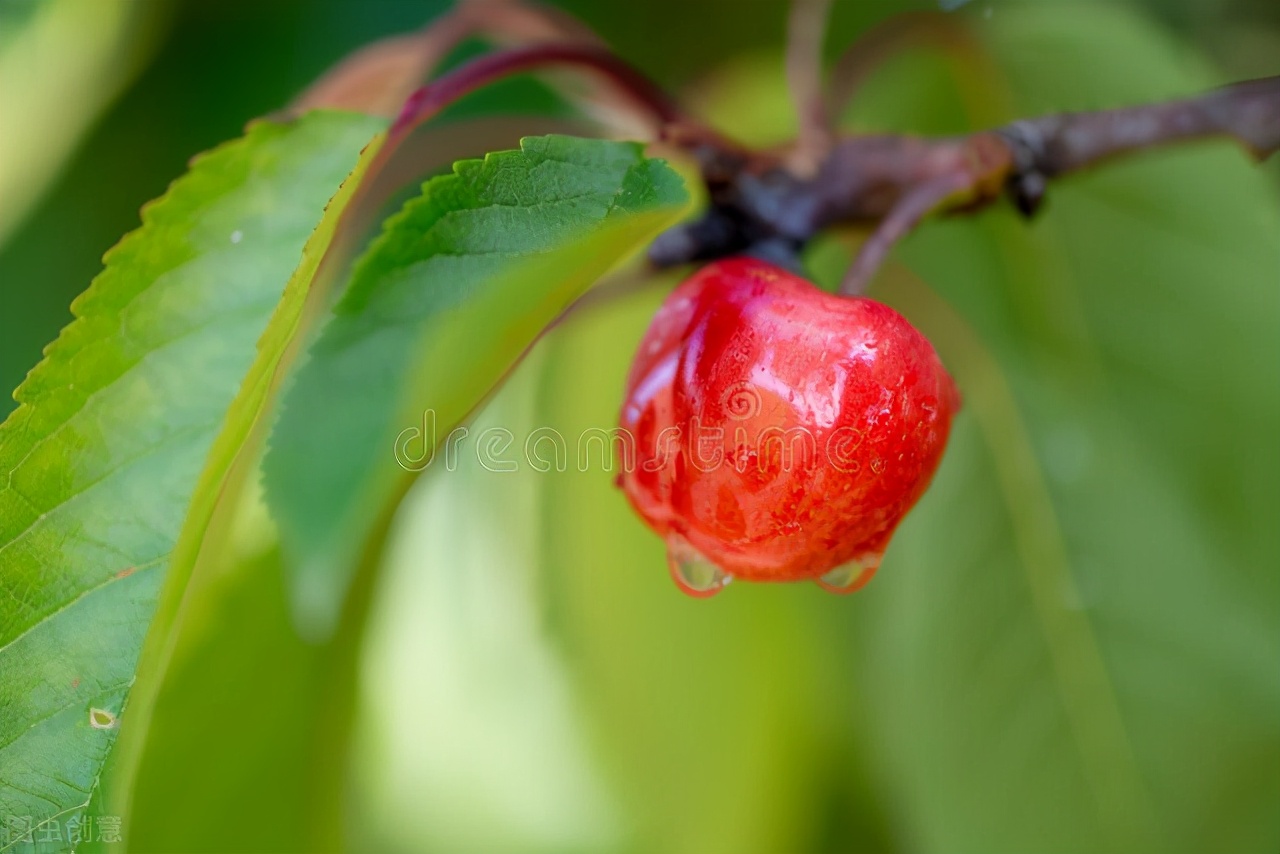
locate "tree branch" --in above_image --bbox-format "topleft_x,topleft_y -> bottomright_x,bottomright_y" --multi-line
652,75 -> 1280,287
293,2 -> 1277,298
1000,75 -> 1280,183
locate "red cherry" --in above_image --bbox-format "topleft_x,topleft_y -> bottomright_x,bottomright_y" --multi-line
617,257 -> 960,596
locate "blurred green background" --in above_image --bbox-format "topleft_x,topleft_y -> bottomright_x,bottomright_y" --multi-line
3,1 -> 1279,852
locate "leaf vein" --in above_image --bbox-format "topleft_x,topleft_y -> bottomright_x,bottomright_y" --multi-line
0,558 -> 164,665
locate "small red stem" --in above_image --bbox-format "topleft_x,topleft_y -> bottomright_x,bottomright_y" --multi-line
390,43 -> 686,138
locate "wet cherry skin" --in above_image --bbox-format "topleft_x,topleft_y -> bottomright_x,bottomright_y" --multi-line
617,257 -> 960,592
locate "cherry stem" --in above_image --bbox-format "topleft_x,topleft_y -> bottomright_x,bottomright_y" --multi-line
785,0 -> 836,173
839,171 -> 972,295
391,43 -> 687,139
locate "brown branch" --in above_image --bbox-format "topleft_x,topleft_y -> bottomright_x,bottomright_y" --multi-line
652,75 -> 1280,288
1001,76 -> 1280,177
821,77 -> 1279,228
293,3 -> 1277,300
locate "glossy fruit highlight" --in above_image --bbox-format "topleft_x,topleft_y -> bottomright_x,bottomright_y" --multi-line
617,257 -> 960,596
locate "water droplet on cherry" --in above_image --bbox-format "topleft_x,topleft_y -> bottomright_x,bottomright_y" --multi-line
666,534 -> 730,598
816,552 -> 882,594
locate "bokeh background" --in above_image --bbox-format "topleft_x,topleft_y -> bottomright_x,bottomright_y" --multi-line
2,1 -> 1279,852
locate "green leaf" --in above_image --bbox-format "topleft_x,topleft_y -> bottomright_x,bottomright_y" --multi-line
120,481 -> 395,854
111,121 -> 630,854
263,134 -> 690,638
0,109 -> 385,852
839,6 -> 1280,853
